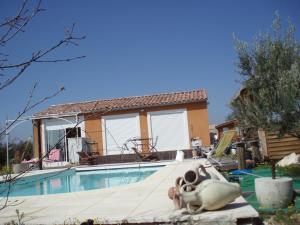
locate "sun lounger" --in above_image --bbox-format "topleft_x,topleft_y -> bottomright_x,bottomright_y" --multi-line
201,130 -> 237,165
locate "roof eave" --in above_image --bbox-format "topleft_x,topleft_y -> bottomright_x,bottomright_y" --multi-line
33,99 -> 207,119
32,112 -> 82,120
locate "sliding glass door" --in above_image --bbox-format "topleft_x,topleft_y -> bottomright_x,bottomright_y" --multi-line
46,127 -> 82,162
46,129 -> 66,161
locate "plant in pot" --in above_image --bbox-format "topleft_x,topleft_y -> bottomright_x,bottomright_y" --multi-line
230,13 -> 299,209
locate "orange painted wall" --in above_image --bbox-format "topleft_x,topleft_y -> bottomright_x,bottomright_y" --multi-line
83,102 -> 210,155
139,111 -> 150,152
84,118 -> 103,155
186,103 -> 210,147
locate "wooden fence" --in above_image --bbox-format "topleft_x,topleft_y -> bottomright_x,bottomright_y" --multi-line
258,130 -> 300,160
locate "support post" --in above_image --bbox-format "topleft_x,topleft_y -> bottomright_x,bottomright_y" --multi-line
236,142 -> 246,170
271,160 -> 276,179
249,140 -> 261,164
36,120 -> 43,170
5,119 -> 9,169
76,114 -> 79,138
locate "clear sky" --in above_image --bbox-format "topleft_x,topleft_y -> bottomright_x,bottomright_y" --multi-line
0,0 -> 300,141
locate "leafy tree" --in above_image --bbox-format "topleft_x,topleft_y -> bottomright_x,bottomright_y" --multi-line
231,13 -> 300,138
0,139 -> 33,168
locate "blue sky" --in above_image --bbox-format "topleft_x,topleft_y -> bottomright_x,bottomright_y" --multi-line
1,0 -> 300,141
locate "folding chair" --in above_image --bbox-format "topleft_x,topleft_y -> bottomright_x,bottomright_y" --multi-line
201,130 -> 237,165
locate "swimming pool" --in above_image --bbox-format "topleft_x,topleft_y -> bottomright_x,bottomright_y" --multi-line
0,166 -> 163,197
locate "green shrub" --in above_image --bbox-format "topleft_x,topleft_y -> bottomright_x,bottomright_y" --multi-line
0,166 -> 12,175
277,164 -> 300,177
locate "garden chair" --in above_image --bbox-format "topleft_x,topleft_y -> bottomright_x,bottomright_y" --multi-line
77,151 -> 99,165
120,137 -> 159,162
131,146 -> 159,161
201,130 -> 237,165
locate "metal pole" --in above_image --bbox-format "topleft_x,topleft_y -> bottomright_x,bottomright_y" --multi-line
33,120 -> 43,170
271,160 -> 276,179
5,119 -> 9,168
76,114 -> 78,138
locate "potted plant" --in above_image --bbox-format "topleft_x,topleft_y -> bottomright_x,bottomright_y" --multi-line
230,14 -> 298,209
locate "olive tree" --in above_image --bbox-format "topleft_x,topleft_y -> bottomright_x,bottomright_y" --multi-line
231,13 -> 300,138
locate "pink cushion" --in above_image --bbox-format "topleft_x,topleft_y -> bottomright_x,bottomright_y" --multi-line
49,149 -> 61,161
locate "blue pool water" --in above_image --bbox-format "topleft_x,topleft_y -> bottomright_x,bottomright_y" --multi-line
0,166 -> 162,197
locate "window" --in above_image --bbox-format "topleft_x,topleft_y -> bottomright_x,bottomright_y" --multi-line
46,127 -> 81,161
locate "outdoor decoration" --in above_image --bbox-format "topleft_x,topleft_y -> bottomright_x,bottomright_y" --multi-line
168,163 -> 241,213
183,164 -> 219,186
180,179 -> 241,214
168,176 -> 186,209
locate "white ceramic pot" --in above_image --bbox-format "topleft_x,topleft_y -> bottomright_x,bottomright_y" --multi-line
184,169 -> 201,185
180,179 -> 241,213
184,164 -> 218,186
255,177 -> 293,209
168,186 -> 186,209
197,164 -> 220,180
175,176 -> 185,189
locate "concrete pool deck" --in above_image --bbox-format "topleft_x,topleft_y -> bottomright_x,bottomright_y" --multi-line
0,159 -> 258,225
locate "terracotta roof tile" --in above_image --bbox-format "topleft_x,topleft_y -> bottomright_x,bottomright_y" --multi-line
34,89 -> 208,118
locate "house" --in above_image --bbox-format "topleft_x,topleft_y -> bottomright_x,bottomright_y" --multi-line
209,124 -> 217,145
32,89 -> 210,164
215,119 -> 238,139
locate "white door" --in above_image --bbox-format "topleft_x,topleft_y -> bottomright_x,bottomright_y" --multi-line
147,109 -> 190,151
102,113 -> 141,155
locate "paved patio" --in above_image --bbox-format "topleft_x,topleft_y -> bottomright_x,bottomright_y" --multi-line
0,159 -> 258,225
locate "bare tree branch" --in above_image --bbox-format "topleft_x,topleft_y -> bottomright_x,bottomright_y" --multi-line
0,63 -> 30,91
0,1 -> 86,91
0,84 -> 65,138
0,25 -> 86,90
34,55 -> 86,63
0,0 -> 44,46
0,0 -> 86,210
0,26 -> 86,70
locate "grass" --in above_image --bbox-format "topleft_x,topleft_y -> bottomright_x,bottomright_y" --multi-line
260,208 -> 300,225
277,164 -> 300,177
225,162 -> 300,224
0,166 -> 12,176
